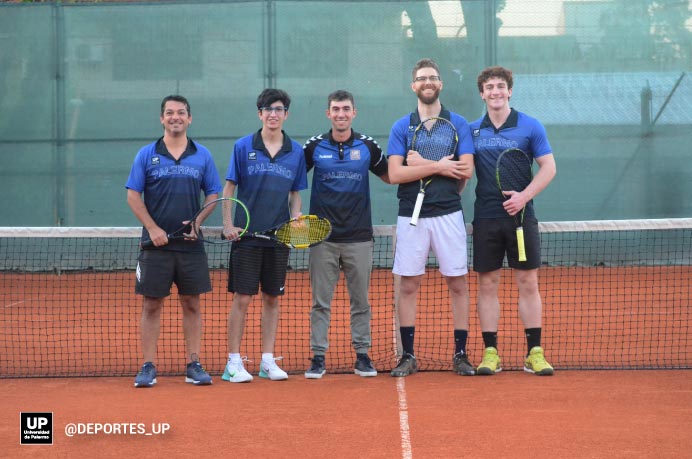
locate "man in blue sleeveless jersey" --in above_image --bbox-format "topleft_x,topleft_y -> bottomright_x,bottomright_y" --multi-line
387,58 -> 476,377
126,95 -> 221,387
221,89 -> 308,383
303,90 -> 390,379
470,66 -> 557,376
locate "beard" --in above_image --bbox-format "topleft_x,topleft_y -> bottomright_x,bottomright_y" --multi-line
416,86 -> 440,105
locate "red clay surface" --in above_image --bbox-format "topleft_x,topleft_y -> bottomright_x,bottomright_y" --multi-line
2,370 -> 691,458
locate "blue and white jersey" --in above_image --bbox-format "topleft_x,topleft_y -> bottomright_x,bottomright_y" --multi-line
304,130 -> 387,243
470,108 -> 552,219
226,130 -> 308,246
387,108 -> 475,218
125,137 -> 222,251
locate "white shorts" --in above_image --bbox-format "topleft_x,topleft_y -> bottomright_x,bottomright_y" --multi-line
393,210 -> 468,277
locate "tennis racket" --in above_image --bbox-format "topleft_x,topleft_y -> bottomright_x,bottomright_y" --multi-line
495,148 -> 533,262
141,197 -> 249,247
409,117 -> 458,226
238,215 -> 332,249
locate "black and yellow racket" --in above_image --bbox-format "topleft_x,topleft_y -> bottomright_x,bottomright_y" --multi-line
409,117 -> 458,226
238,215 -> 332,249
141,197 -> 249,247
495,148 -> 533,262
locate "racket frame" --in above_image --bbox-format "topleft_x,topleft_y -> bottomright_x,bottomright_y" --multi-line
240,214 -> 332,249
141,197 -> 249,247
495,148 -> 533,262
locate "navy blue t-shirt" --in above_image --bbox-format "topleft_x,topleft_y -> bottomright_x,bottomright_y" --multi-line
225,130 -> 308,246
125,137 -> 222,251
469,108 -> 552,220
304,130 -> 387,243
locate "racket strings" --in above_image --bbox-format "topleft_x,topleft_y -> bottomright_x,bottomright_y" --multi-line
497,151 -> 532,192
275,217 -> 331,247
413,120 -> 457,161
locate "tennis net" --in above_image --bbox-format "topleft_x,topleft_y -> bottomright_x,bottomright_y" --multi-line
1,219 -> 690,378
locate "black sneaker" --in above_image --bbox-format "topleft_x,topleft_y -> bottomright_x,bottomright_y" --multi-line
391,353 -> 418,377
354,353 -> 377,377
305,355 -> 326,379
452,352 -> 476,376
185,361 -> 212,385
134,362 -> 157,388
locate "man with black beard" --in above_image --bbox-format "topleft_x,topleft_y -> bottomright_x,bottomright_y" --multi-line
386,58 -> 476,377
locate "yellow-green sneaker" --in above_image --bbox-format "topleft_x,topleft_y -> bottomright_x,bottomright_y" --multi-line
476,347 -> 502,375
524,346 -> 554,376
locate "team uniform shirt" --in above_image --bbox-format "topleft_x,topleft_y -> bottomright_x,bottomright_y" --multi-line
303,130 -> 388,243
125,137 -> 222,252
470,108 -> 552,220
387,108 -> 475,218
226,129 -> 308,247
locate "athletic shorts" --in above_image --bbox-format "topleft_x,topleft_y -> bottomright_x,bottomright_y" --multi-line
135,249 -> 212,298
393,210 -> 468,277
227,243 -> 290,296
472,216 -> 541,272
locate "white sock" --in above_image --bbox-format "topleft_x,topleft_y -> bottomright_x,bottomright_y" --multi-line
228,353 -> 241,364
261,353 -> 274,363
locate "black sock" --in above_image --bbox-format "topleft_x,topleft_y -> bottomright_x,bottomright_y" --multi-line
400,326 -> 415,355
525,328 -> 542,355
482,331 -> 498,349
454,329 -> 468,355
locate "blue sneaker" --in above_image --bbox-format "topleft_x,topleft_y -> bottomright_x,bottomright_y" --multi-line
185,361 -> 212,385
354,353 -> 377,377
134,362 -> 157,388
305,355 -> 326,379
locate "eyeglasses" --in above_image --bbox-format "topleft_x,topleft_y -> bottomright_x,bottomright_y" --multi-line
414,75 -> 441,83
163,110 -> 189,117
260,106 -> 288,114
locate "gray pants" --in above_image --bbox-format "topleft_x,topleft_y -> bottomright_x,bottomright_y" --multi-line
309,240 -> 374,355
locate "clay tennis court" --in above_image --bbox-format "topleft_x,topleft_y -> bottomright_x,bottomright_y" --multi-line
2,370 -> 691,458
2,264 -> 691,457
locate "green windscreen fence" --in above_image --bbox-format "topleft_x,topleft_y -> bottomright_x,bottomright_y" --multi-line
1,0 -> 691,226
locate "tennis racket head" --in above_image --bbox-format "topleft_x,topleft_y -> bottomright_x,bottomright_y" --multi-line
141,197 -> 249,247
201,197 -> 249,243
274,215 -> 332,249
495,148 -> 533,195
411,117 -> 458,161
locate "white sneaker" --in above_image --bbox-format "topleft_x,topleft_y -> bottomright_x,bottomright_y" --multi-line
259,357 -> 288,381
222,357 -> 253,383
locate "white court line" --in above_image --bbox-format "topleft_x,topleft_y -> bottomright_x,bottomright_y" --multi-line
397,377 -> 413,459
4,300 -> 27,308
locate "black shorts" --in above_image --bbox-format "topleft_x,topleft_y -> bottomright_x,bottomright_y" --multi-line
472,217 -> 541,272
228,243 -> 290,296
135,249 -> 212,298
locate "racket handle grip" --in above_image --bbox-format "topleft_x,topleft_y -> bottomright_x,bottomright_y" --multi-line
410,191 -> 425,226
516,227 -> 527,262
